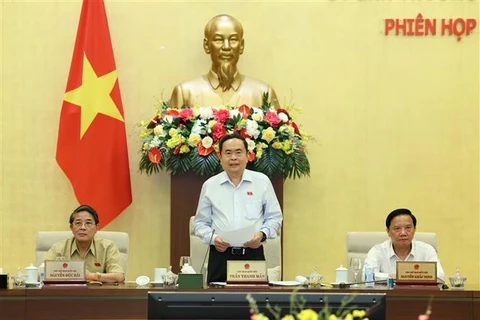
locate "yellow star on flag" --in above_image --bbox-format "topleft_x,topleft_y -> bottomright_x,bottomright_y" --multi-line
64,53 -> 124,138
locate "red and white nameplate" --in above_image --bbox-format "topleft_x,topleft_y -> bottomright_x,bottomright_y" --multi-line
396,261 -> 437,285
44,260 -> 86,283
226,260 -> 268,283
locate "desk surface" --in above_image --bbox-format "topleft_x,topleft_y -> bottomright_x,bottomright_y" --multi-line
1,284 -> 479,320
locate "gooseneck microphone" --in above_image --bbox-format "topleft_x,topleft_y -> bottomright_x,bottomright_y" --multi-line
338,279 -> 388,288
200,229 -> 215,276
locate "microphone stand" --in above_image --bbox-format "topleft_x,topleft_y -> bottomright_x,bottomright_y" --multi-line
200,229 -> 215,281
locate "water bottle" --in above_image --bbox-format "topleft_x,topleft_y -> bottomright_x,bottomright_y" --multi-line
39,263 -> 45,284
387,275 -> 394,289
364,265 -> 375,288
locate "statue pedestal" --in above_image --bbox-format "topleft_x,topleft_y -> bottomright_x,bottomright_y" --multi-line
170,173 -> 283,273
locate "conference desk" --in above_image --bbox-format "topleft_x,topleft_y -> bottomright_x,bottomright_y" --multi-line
1,284 -> 479,320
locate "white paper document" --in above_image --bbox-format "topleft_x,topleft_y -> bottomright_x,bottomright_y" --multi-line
220,224 -> 256,247
269,281 -> 303,287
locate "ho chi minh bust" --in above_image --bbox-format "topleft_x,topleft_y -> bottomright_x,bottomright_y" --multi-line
170,14 -> 280,109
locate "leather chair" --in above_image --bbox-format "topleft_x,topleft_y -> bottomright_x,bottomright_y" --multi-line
189,216 -> 282,280
346,231 -> 438,264
35,231 -> 129,276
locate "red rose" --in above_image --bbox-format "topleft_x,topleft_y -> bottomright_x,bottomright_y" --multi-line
214,109 -> 230,123
178,108 -> 194,122
264,111 -> 280,127
212,123 -> 227,142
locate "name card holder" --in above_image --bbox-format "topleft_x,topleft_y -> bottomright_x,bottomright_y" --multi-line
43,260 -> 87,287
226,260 -> 269,287
395,261 -> 439,289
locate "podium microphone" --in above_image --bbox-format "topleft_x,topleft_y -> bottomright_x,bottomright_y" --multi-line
338,279 -> 387,288
200,229 -> 215,277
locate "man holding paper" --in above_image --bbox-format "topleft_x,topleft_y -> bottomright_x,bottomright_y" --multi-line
193,133 -> 283,283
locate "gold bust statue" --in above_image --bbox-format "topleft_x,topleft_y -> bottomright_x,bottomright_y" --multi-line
170,14 -> 280,109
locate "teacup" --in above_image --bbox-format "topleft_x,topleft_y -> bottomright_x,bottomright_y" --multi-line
154,268 -> 167,283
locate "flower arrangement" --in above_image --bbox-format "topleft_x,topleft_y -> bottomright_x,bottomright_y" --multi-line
246,293 -> 369,320
138,93 -> 310,179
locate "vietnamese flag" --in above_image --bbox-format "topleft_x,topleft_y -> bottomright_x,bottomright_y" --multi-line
56,0 -> 132,227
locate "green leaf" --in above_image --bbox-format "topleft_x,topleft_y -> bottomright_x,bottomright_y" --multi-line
262,92 -> 271,109
254,147 -> 284,178
167,153 -> 192,175
284,149 -> 310,179
139,150 -> 167,175
189,150 -> 221,176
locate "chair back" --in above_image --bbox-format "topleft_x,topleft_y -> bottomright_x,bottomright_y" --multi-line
346,231 -> 438,263
189,216 -> 282,280
35,231 -> 129,276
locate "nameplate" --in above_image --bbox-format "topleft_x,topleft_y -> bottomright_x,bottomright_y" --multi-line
44,260 -> 86,284
396,261 -> 437,285
226,260 -> 268,283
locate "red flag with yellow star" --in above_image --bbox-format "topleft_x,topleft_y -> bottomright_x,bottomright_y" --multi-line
56,0 -> 132,227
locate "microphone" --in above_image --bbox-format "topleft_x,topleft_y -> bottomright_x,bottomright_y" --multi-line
338,279 -> 387,288
200,229 -> 215,277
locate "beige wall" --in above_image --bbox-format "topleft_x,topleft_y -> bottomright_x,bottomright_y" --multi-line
1,0 -> 478,284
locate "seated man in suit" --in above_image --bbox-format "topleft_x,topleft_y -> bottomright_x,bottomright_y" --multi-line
364,208 -> 445,282
43,205 -> 124,283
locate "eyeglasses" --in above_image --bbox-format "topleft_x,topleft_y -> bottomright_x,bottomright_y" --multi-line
72,221 -> 96,228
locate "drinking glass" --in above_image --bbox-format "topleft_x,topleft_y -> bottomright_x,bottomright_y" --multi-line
179,256 -> 191,272
349,257 -> 362,287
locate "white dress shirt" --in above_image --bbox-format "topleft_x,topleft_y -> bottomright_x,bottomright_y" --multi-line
193,169 -> 283,245
364,239 -> 445,282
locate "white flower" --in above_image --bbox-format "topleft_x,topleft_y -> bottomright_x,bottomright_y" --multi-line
191,119 -> 207,135
229,109 -> 240,119
246,138 -> 256,151
149,136 -> 161,148
246,120 -> 260,139
198,107 -> 214,119
153,125 -> 164,136
201,136 -> 213,149
163,115 -> 174,123
251,114 -> 261,122
251,108 -> 264,122
252,107 -> 264,115
278,112 -> 289,123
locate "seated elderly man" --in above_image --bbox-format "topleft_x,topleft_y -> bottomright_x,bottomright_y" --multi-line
43,205 -> 124,283
364,208 -> 445,282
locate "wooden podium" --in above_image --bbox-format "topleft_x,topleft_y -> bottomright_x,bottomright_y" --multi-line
170,172 -> 284,273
